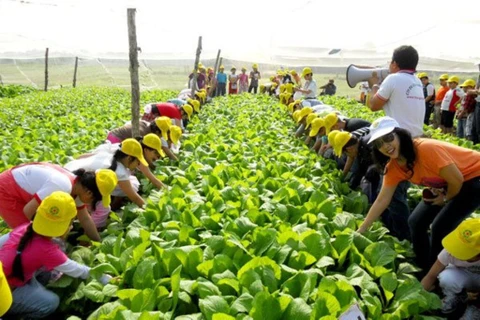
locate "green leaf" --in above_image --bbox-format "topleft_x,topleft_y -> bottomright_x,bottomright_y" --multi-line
311,292 -> 341,318
237,257 -> 281,281
83,280 -> 105,303
380,273 -> 398,303
364,242 -> 396,267
281,298 -> 311,320
212,313 -> 236,320
199,296 -> 231,320
230,293 -> 254,314
171,265 -> 182,316
250,292 -> 283,320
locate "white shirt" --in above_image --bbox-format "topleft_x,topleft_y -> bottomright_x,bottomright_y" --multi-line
441,88 -> 465,111
12,164 -> 84,207
65,152 -> 130,181
303,79 -> 317,98
376,72 -> 425,137
438,249 -> 480,273
425,83 -> 435,97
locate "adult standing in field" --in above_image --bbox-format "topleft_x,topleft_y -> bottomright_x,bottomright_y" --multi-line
433,74 -> 449,129
238,67 -> 249,93
461,80 -> 478,141
417,73 -> 435,125
0,192 -> 113,319
367,45 -> 425,137
216,66 -> 227,96
358,117 -> 480,272
0,163 -> 117,242
294,67 -> 317,100
249,64 -> 261,94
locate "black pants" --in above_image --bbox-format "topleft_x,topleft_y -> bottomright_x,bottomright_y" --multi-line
473,102 -> 480,144
216,83 -> 226,96
408,177 -> 480,271
248,85 -> 258,94
424,104 -> 433,125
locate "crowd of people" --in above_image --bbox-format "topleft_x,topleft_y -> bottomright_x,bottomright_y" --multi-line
282,45 -> 480,318
2,47 -> 480,318
0,89 -> 208,318
188,63 -> 337,99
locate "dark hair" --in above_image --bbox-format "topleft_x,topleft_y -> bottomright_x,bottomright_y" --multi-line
151,105 -> 160,116
344,136 -> 359,151
11,224 -> 35,281
109,148 -> 135,173
73,169 -> 102,210
372,127 -> 416,177
149,122 -> 161,135
392,45 -> 419,70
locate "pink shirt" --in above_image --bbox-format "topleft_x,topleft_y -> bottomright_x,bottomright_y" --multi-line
0,223 -> 67,287
239,73 -> 248,85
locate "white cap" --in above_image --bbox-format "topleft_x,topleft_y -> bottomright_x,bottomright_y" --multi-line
368,116 -> 400,144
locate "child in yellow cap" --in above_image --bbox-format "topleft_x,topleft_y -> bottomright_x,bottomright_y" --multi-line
0,192 -> 113,319
238,67 -> 249,93
162,125 -> 183,161
0,162 -> 116,242
65,138 -> 148,218
249,64 -> 261,94
422,218 -> 480,318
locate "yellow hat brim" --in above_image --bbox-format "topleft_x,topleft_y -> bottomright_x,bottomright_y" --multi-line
33,214 -> 72,238
442,230 -> 480,261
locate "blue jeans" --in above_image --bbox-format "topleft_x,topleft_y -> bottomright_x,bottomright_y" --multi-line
379,180 -> 411,241
457,118 -> 466,138
409,176 -> 480,270
7,276 -> 59,319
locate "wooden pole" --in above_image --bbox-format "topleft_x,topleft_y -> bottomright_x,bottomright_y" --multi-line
127,8 -> 141,138
191,36 -> 202,98
44,47 -> 49,91
213,49 -> 221,74
219,57 -> 223,70
73,57 -> 79,88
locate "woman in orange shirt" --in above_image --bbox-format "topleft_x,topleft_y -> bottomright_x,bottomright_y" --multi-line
358,116 -> 480,271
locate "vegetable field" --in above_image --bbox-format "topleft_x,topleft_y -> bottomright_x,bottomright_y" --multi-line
0,88 -> 444,319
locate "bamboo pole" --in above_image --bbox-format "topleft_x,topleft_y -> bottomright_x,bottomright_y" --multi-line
127,8 -> 141,138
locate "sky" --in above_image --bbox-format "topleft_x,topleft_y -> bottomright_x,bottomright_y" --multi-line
1,0 -> 480,67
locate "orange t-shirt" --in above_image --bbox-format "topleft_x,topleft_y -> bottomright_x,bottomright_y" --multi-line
384,139 -> 480,187
435,86 -> 449,103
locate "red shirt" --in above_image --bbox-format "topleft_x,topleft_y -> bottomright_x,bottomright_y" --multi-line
154,103 -> 181,120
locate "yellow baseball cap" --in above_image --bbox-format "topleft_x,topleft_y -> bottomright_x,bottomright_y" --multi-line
439,74 -> 449,80
291,70 -> 298,76
298,107 -> 313,122
143,133 -> 166,158
417,72 -> 428,79
231,66 -> 236,70
241,67 -> 247,71
285,83 -> 294,93
189,99 -> 201,112
324,112 -> 339,134
252,63 -> 258,69
301,67 -> 312,77
155,116 -> 172,140
169,125 -> 182,145
306,113 -> 318,129
328,130 -> 341,147
447,76 -> 460,83
219,65 -> 225,69
460,79 -> 476,88
288,102 -> 295,113
292,110 -> 302,123
333,131 -> 353,156
95,169 -> 118,207
33,191 -> 77,238
121,138 -> 148,166
0,262 -> 12,317
309,118 -> 325,137
442,219 -> 480,260
280,84 -> 286,93
182,104 -> 193,119
269,76 -> 275,81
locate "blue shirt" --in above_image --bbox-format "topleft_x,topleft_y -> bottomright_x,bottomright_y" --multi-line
216,72 -> 227,84
167,99 -> 186,107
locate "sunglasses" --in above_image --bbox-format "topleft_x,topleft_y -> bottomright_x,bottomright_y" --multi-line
373,132 -> 395,149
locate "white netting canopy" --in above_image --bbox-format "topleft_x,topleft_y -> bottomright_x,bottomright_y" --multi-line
1,0 -> 479,88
